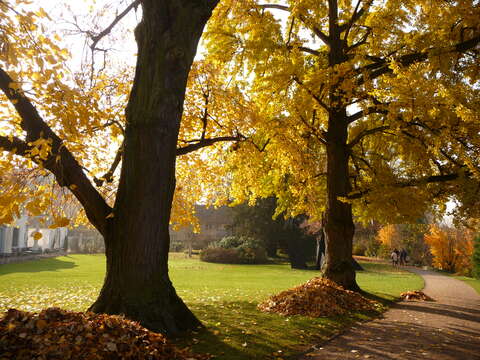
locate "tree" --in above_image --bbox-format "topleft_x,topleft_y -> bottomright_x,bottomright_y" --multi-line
230,197 -> 317,268
0,0 -> 235,335
230,197 -> 282,257
205,0 -> 480,289
377,224 -> 402,249
425,224 -> 474,274
397,222 -> 430,266
473,235 -> 480,279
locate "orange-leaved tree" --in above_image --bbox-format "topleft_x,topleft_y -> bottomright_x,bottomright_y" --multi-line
377,224 -> 401,250
425,225 -> 474,274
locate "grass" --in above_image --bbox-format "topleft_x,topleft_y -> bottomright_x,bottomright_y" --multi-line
452,275 -> 480,295
0,254 -> 423,359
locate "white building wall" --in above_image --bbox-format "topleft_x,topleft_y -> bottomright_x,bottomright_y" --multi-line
3,227 -> 13,253
15,215 -> 29,248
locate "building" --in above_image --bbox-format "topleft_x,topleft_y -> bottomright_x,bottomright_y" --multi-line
1,205 -> 232,256
170,205 -> 234,251
0,214 -> 69,256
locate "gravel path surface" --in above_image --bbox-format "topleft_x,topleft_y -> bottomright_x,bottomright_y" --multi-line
298,268 -> 480,360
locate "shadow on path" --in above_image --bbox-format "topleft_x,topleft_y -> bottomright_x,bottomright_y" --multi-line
297,268 -> 480,360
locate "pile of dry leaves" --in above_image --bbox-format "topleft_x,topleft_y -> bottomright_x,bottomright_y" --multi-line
0,307 -> 208,360
400,291 -> 435,301
258,277 -> 380,317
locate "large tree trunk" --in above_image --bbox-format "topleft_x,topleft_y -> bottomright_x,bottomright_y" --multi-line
322,109 -> 359,291
321,3 -> 360,291
89,1 -> 218,336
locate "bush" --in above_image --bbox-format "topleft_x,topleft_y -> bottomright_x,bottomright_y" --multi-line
365,237 -> 381,257
352,243 -> 367,256
237,244 -> 267,264
200,248 -> 241,264
201,235 -> 268,264
473,235 -> 480,279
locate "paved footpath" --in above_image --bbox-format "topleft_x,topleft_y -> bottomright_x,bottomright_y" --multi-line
299,268 -> 480,360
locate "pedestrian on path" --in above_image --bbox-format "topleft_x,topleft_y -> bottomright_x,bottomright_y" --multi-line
391,249 -> 399,266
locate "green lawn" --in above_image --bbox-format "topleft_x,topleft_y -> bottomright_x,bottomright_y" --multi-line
0,254 -> 423,359
453,275 -> 480,295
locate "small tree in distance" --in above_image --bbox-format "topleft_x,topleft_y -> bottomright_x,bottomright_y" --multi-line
425,225 -> 474,275
472,235 -> 480,279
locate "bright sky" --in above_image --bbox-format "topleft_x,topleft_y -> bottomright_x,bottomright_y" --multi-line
23,0 -> 460,221
40,0 -> 139,73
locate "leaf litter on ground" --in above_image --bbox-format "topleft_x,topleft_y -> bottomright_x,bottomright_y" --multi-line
400,290 -> 435,301
257,277 -> 381,317
0,307 -> 210,360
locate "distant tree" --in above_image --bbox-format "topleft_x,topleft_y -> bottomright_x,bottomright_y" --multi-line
425,225 -> 474,274
230,198 -> 316,268
377,225 -> 402,250
472,235 -> 480,279
230,197 -> 281,257
397,223 -> 430,266
353,220 -> 381,257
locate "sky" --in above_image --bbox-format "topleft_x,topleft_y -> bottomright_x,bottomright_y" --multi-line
19,0 -> 461,222
40,0 -> 140,73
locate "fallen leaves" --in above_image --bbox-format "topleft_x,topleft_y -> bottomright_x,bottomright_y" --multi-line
400,291 -> 435,301
0,307 -> 210,360
257,277 -> 380,317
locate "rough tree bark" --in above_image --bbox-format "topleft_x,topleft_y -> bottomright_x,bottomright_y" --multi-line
88,0 -> 219,335
321,0 -> 360,291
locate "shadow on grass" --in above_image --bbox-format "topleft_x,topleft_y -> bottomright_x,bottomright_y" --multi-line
359,290 -> 395,307
0,257 -> 78,275
178,300 -> 380,360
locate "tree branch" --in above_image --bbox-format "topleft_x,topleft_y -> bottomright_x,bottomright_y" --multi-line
292,76 -> 329,111
90,0 -> 141,51
348,125 -> 390,148
0,135 -> 29,156
340,0 -> 372,39
287,45 -> 321,56
347,172 -> 466,200
176,135 -> 245,156
94,141 -> 124,187
0,67 -> 111,234
259,4 -> 331,47
347,106 -> 388,124
357,35 -> 480,85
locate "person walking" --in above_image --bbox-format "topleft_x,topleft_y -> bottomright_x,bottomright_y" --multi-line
400,248 -> 408,266
391,249 -> 399,267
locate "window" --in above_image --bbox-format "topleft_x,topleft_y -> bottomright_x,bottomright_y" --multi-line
12,227 -> 19,247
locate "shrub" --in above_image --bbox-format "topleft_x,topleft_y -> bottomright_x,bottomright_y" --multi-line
366,237 -> 381,257
473,235 -> 480,279
352,243 -> 367,256
200,248 -> 241,264
201,235 -> 268,264
237,244 -> 267,264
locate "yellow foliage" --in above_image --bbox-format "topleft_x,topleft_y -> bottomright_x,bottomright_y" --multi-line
425,225 -> 474,274
32,231 -> 42,240
203,0 -> 480,223
377,225 -> 401,249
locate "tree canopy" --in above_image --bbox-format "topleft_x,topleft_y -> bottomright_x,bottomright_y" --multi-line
0,1 -> 253,230
204,0 -> 480,288
206,0 -> 480,223
0,0 -> 232,334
